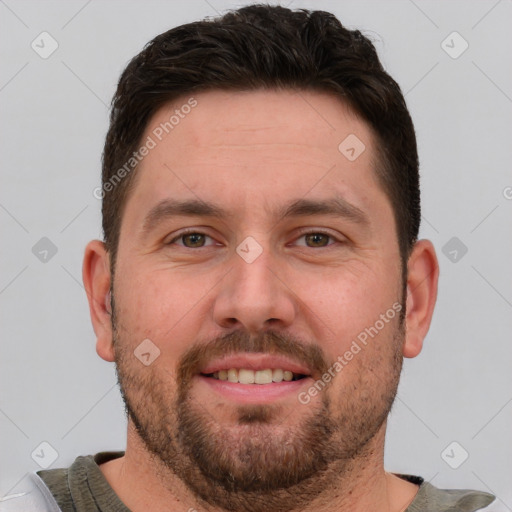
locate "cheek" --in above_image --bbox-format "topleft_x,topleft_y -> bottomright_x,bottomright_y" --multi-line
113,266 -> 211,360
296,264 -> 399,346
322,313 -> 403,410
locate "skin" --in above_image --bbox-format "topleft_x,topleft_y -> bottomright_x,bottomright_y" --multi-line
83,89 -> 439,512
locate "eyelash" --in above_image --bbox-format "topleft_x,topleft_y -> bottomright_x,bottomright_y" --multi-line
167,229 -> 343,249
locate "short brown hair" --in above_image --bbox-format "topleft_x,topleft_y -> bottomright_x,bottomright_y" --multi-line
101,4 -> 420,275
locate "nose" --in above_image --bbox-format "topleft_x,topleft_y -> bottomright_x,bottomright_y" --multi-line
212,245 -> 297,333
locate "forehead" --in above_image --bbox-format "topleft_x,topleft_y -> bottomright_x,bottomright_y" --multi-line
121,89 -> 390,232
148,89 -> 373,159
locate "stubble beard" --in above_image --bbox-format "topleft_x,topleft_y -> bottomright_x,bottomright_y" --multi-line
112,303 -> 405,512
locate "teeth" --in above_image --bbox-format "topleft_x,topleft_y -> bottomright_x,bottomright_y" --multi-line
283,370 -> 293,381
239,369 -> 255,384
254,369 -> 272,384
209,368 -> 303,384
272,368 -> 284,382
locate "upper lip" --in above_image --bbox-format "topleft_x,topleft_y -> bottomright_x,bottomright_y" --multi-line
199,353 -> 312,376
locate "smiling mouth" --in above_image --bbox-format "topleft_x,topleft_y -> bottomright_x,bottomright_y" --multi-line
201,368 -> 307,384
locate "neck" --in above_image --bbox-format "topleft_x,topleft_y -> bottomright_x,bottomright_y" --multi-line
99,421 -> 419,512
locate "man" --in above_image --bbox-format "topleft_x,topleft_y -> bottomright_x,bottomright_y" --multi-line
1,4 -> 501,512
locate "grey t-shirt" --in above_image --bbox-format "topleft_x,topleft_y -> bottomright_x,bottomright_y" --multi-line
0,451 -> 500,512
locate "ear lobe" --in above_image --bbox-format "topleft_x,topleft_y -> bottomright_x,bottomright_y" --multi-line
402,239 -> 439,358
82,240 -> 115,362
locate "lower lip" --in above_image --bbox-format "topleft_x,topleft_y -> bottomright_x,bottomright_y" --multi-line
196,375 -> 311,404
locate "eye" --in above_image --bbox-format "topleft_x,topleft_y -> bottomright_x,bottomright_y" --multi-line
294,231 -> 338,248
167,230 -> 341,250
168,231 -> 217,248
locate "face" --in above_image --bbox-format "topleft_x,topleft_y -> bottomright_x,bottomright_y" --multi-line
111,89 -> 405,510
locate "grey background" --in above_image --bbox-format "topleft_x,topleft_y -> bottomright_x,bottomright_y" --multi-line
1,0 -> 511,506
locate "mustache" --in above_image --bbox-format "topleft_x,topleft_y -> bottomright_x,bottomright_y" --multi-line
177,330 -> 330,388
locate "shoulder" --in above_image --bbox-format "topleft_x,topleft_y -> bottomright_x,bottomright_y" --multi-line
0,473 -> 61,512
0,452 -> 124,512
478,501 -> 508,512
400,474 -> 505,512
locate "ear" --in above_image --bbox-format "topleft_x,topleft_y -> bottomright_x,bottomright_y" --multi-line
82,240 -> 115,362
402,239 -> 439,358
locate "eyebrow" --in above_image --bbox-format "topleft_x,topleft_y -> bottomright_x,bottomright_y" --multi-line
140,196 -> 370,237
277,197 -> 370,226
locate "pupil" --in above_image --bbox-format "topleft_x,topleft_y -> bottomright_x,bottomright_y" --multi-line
184,233 -> 204,247
306,233 -> 328,247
